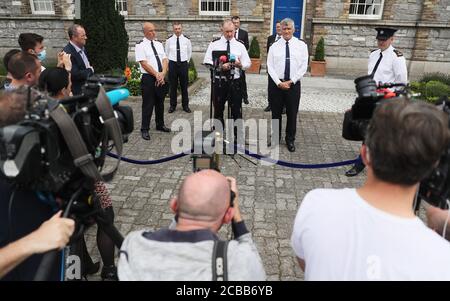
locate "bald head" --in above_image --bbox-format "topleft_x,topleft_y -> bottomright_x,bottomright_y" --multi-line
177,170 -> 231,222
222,20 -> 235,41
143,22 -> 156,40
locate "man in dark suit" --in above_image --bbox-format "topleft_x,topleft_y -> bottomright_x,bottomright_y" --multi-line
232,16 -> 249,105
63,24 -> 94,95
265,21 -> 282,112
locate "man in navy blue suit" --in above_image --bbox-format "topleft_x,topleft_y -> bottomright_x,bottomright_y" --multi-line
63,24 -> 94,95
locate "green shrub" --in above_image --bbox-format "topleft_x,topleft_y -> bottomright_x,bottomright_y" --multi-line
248,37 -> 261,59
425,81 -> 450,101
420,72 -> 450,86
314,37 -> 325,61
189,58 -> 198,82
126,79 -> 141,96
80,0 -> 129,73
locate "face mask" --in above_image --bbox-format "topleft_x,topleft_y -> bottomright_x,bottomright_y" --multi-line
37,50 -> 46,62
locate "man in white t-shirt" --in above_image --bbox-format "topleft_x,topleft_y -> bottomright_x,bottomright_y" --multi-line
291,99 -> 450,281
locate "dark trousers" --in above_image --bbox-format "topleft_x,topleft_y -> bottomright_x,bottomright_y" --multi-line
267,75 -> 272,107
169,60 -> 189,108
241,70 -> 248,101
269,80 -> 301,142
141,74 -> 167,131
213,78 -> 243,133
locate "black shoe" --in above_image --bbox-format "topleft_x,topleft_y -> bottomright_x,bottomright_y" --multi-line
264,106 -> 271,112
243,98 -> 249,105
345,163 -> 365,177
183,107 -> 192,113
282,107 -> 287,115
83,261 -> 100,277
156,126 -> 171,133
287,141 -> 295,152
141,130 -> 150,141
168,106 -> 176,113
101,265 -> 118,281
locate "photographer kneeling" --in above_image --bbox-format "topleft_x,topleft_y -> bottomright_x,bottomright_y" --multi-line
118,170 -> 266,281
291,99 -> 450,280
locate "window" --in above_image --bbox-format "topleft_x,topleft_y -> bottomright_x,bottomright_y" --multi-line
349,0 -> 384,20
115,0 -> 128,16
30,0 -> 55,15
199,0 -> 230,16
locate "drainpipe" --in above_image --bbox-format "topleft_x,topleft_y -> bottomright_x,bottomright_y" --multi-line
408,0 -> 426,77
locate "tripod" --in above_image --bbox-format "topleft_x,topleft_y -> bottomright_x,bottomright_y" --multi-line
33,180 -> 123,281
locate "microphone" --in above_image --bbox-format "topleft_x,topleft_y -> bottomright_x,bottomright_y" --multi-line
229,54 -> 236,76
106,88 -> 130,106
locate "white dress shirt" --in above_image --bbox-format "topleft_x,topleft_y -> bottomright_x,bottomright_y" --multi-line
135,38 -> 167,74
368,45 -> 408,85
267,37 -> 308,86
203,36 -> 251,80
164,34 -> 192,63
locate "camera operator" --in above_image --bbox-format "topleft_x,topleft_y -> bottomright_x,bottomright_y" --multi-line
291,99 -> 450,280
1,49 -> 21,91
118,170 -> 266,280
203,20 -> 251,139
6,51 -> 42,91
346,27 -> 408,177
38,67 -> 119,280
0,211 -> 74,279
0,89 -> 70,281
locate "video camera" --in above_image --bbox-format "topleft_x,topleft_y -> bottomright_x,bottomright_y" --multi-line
0,75 -> 134,198
419,96 -> 450,209
342,75 -> 406,141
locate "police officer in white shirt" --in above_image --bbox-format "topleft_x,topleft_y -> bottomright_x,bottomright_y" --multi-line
135,22 -> 171,141
165,23 -> 192,114
267,18 -> 308,152
346,27 -> 408,177
203,20 -> 251,138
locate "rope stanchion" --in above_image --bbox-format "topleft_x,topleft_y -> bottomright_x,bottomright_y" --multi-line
107,145 -> 359,169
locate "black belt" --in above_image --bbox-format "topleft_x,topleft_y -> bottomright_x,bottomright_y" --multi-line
169,60 -> 187,64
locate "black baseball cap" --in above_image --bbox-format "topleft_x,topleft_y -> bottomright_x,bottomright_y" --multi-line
375,27 -> 397,40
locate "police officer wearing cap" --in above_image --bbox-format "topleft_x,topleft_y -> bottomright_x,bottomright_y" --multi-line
267,18 -> 308,153
165,22 -> 192,114
345,26 -> 408,176
135,22 -> 171,141
203,19 -> 251,134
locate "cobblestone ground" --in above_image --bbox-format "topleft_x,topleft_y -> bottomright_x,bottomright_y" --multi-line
85,75 -> 365,281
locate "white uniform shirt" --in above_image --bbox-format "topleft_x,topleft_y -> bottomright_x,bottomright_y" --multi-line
267,37 -> 308,86
135,38 -> 167,74
164,34 -> 192,63
291,188 -> 450,281
368,45 -> 407,85
203,36 -> 251,80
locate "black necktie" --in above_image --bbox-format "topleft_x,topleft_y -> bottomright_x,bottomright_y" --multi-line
284,41 -> 290,81
370,52 -> 383,78
151,40 -> 163,72
226,40 -> 230,58
176,37 -> 181,63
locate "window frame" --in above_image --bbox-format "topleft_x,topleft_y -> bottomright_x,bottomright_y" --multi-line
199,0 -> 231,16
348,0 -> 385,20
115,0 -> 128,16
30,0 -> 55,15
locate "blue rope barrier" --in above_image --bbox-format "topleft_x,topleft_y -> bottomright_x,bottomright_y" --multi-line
107,145 -> 359,169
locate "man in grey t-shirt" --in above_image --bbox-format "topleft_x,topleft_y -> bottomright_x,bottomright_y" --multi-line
118,170 -> 266,281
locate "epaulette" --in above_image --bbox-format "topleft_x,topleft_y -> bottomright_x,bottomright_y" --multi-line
184,35 -> 190,40
237,39 -> 245,45
393,49 -> 403,57
136,39 -> 143,45
371,49 -> 377,53
167,34 -> 173,39
212,37 -> 221,43
298,38 -> 306,43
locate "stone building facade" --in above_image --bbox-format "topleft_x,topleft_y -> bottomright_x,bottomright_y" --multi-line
0,0 -> 449,78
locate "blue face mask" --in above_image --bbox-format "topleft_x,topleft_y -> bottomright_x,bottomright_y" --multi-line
37,50 -> 46,62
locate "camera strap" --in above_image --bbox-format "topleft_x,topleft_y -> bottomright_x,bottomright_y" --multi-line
94,86 -> 123,181
49,86 -> 124,182
212,240 -> 229,281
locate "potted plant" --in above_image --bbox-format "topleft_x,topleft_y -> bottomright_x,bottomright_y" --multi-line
247,36 -> 261,74
310,36 -> 326,77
